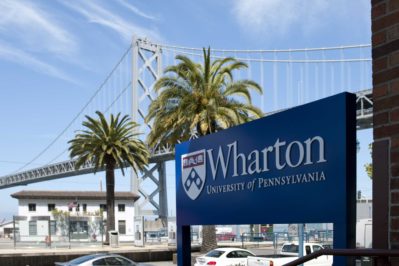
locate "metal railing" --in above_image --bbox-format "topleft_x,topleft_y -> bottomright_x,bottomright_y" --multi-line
283,248 -> 399,266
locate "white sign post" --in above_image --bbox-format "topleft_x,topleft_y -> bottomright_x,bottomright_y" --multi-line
168,217 -> 176,245
134,216 -> 144,247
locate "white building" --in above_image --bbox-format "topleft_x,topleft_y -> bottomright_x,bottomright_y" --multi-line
11,190 -> 139,242
357,198 -> 373,220
356,198 -> 372,248
0,221 -> 14,238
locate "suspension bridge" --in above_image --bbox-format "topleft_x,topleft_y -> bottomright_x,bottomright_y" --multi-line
0,37 -> 373,220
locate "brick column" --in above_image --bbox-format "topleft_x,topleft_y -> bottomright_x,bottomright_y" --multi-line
372,0 -> 399,264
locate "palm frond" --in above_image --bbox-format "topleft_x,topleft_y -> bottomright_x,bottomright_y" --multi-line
145,48 -> 264,148
69,112 -> 149,175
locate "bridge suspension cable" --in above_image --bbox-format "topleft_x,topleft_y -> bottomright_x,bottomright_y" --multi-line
160,48 -> 371,63
155,42 -> 371,53
11,44 -> 133,174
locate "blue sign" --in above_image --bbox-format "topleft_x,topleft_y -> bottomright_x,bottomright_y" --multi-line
176,93 -> 356,265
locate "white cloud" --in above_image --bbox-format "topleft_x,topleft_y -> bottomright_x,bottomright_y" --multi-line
0,41 -> 78,84
0,0 -> 78,56
60,1 -> 161,42
231,0 -> 356,37
116,0 -> 158,21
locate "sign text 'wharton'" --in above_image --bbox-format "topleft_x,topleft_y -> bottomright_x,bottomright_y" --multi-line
181,135 -> 327,200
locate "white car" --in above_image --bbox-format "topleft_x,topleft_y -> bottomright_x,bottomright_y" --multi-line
54,253 -> 137,266
194,248 -> 256,266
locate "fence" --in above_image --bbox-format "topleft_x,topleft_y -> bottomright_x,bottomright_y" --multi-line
12,215 -> 106,249
239,230 -> 334,250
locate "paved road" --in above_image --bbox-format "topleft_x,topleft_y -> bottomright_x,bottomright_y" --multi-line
139,262 -> 174,266
0,238 -> 277,266
137,248 -> 276,266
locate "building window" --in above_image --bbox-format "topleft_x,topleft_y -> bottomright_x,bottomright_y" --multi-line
76,204 -> 80,212
48,204 -> 55,212
100,204 -> 107,211
83,204 -> 87,212
118,220 -> 126,235
68,206 -> 72,212
50,221 -> 57,235
29,221 -> 37,236
28,204 -> 36,212
118,204 -> 125,212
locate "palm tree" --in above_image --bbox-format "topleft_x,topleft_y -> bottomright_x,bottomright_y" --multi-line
145,48 -> 263,252
68,111 -> 149,244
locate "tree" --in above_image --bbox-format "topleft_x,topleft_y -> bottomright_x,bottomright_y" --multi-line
364,143 -> 372,179
51,209 -> 69,237
145,48 -> 263,252
68,111 -> 149,244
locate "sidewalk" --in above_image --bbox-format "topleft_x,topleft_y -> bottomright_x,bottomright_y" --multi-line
0,243 -> 176,255
0,243 -> 177,265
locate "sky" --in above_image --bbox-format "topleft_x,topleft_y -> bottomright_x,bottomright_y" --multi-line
0,0 -> 372,220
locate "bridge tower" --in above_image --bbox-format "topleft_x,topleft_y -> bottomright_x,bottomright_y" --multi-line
131,37 -> 169,224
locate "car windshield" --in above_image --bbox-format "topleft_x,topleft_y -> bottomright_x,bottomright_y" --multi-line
282,244 -> 299,253
206,250 -> 225,258
313,245 -> 323,252
68,254 -> 104,265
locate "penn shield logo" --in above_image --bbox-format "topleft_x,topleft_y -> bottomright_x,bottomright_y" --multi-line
182,150 -> 206,200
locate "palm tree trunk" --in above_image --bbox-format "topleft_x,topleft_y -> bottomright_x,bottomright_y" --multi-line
105,161 -> 115,244
201,225 -> 217,253
199,128 -> 218,253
